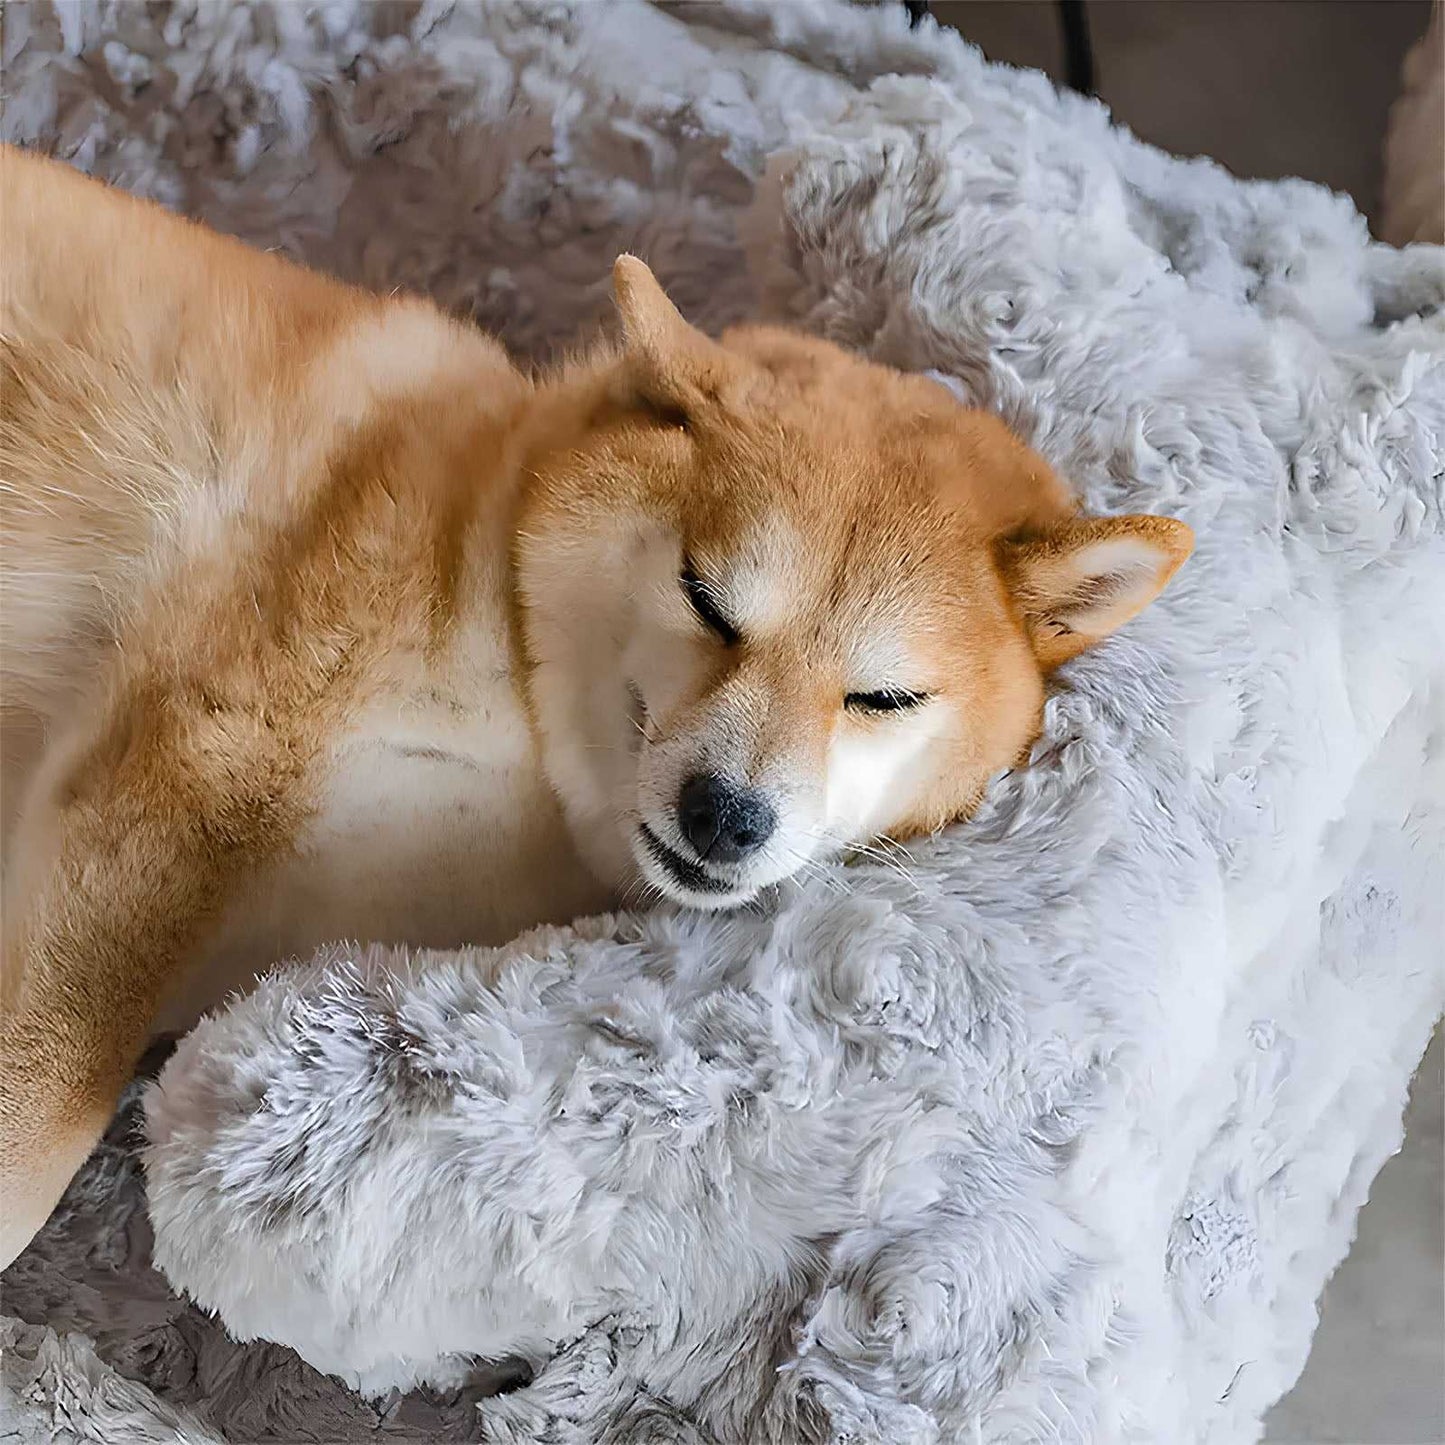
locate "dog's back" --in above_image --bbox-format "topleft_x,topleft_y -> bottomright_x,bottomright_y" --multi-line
1,148 -> 511,740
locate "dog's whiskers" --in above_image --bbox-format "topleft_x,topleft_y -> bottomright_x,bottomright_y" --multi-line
778,844 -> 851,898
805,826 -> 922,893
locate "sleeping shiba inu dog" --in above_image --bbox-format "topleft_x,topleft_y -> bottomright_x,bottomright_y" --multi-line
0,147 -> 1192,1264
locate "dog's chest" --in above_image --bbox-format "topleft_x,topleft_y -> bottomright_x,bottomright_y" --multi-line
153,665 -> 611,1032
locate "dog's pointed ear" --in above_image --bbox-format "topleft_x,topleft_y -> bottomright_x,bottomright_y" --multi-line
613,256 -> 696,361
612,257 -> 728,425
1000,514 -> 1194,669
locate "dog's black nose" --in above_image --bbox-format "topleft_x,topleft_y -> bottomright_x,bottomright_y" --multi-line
677,773 -> 776,864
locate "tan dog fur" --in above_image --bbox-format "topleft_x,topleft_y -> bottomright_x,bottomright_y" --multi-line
0,148 -> 1191,1267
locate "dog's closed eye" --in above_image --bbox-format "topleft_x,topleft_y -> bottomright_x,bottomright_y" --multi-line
844,688 -> 929,715
680,561 -> 739,645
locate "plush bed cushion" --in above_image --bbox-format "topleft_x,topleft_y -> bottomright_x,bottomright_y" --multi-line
3,3 -> 1442,1442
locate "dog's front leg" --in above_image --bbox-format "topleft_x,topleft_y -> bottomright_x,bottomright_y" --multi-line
0,690 -> 313,1268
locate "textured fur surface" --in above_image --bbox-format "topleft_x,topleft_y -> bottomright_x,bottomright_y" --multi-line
3,1 -> 1443,1442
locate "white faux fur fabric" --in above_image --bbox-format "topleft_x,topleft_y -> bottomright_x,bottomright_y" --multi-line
3,2 -> 1444,1442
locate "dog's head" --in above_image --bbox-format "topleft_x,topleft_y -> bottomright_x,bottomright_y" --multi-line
515,259 -> 1192,908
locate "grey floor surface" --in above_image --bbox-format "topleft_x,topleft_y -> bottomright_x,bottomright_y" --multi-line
928,5 -> 1443,1440
1265,1029 -> 1444,1444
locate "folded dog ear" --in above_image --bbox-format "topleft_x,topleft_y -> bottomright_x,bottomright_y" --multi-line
612,256 -> 730,426
1000,514 -> 1194,669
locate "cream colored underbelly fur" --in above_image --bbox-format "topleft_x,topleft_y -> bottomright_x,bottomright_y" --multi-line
153,687 -> 611,1035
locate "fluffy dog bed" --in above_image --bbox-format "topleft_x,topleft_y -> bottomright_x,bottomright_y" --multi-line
3,2 -> 1443,1442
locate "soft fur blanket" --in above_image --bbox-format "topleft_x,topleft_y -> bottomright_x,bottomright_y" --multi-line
3,2 -> 1443,1442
